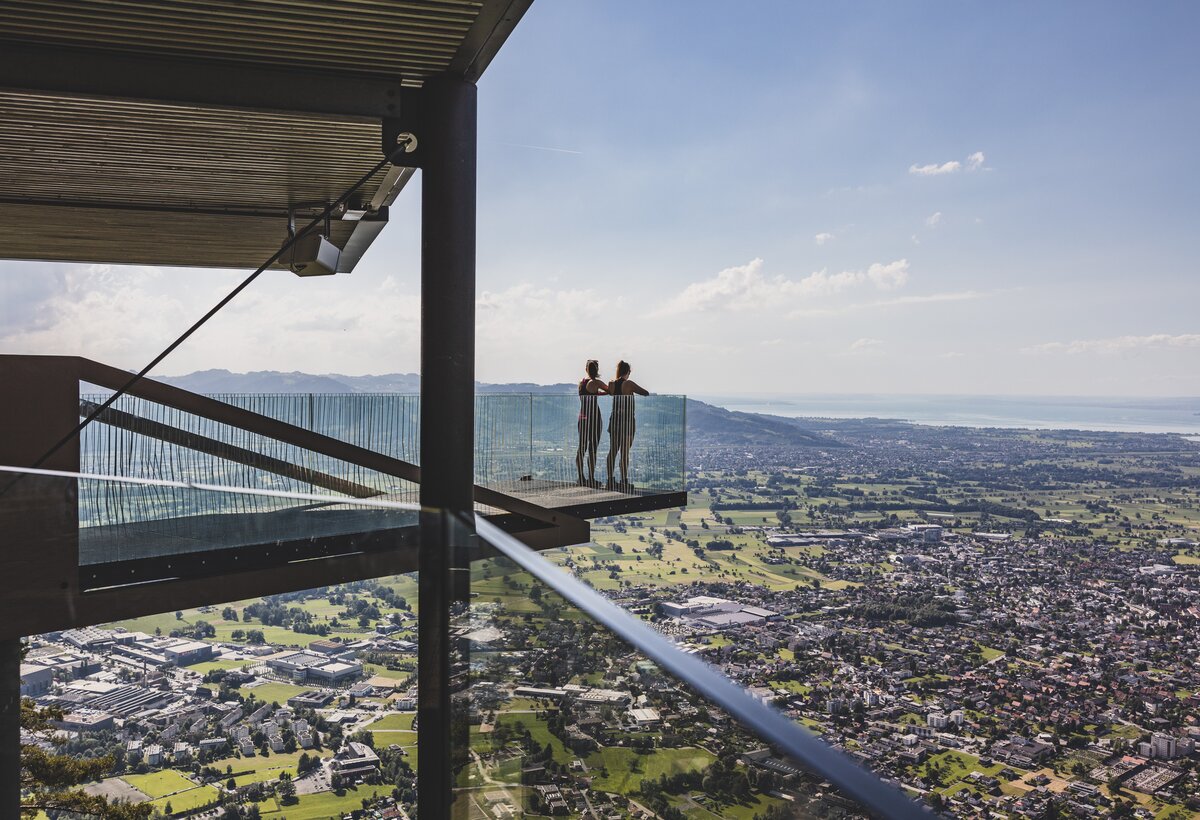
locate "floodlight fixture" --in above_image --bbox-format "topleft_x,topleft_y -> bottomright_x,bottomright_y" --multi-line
286,204 -> 341,276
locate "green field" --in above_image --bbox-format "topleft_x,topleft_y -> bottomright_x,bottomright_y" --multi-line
238,681 -> 308,706
120,769 -> 197,799
257,784 -> 388,818
671,790 -> 788,819
149,784 -> 222,815
189,658 -> 250,675
364,661 -> 414,679
490,712 -> 574,765
585,746 -> 715,794
368,711 -> 417,732
210,750 -> 329,787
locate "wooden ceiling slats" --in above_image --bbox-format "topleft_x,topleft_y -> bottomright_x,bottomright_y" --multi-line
0,0 -> 527,269
0,0 -> 481,79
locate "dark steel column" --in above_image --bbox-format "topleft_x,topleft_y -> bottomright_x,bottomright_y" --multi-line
0,639 -> 17,816
417,76 -> 476,819
0,356 -> 83,818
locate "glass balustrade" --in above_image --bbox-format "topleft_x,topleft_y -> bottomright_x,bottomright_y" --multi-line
3,467 -> 928,818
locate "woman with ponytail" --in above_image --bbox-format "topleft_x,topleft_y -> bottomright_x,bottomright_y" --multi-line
576,359 -> 608,486
605,360 -> 649,490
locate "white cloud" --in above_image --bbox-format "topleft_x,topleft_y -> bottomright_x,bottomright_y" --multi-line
909,160 -> 961,176
849,337 -> 883,351
909,151 -> 987,176
814,232 -> 835,245
654,258 -> 910,316
0,264 -> 196,365
1023,333 -> 1200,355
866,259 -> 910,290
475,282 -> 624,378
939,351 -> 965,359
0,262 -> 426,376
925,211 -> 943,227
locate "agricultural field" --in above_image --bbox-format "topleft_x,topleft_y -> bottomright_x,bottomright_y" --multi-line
120,769 -> 197,799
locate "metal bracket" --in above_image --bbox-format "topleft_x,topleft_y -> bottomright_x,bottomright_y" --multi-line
381,88 -> 429,168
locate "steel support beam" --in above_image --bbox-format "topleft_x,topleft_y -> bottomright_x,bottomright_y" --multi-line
448,0 -> 535,82
414,76 -> 477,819
0,42 -> 404,119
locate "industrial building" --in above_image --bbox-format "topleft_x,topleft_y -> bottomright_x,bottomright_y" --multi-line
266,650 -> 363,685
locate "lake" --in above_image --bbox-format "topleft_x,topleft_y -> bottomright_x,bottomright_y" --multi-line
695,393 -> 1200,435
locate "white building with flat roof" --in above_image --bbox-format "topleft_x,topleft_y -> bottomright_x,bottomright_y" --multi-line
20,663 -> 52,696
630,707 -> 661,727
111,636 -> 214,668
266,650 -> 362,684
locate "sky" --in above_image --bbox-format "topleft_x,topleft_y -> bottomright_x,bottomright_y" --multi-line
2,0 -> 1198,396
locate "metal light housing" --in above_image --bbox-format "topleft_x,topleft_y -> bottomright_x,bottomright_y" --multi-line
289,232 -> 341,276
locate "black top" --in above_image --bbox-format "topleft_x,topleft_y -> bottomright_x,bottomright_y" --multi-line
609,377 -> 634,429
578,379 -> 601,425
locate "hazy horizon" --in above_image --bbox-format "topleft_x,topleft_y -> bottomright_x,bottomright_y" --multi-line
3,1 -> 1198,396
137,367 -> 1200,434
155,367 -> 1200,401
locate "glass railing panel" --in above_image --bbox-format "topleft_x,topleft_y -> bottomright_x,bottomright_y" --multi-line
526,393 -> 686,491
1,466 -> 420,591
5,472 -> 422,820
80,478 -> 418,570
219,393 -> 421,466
78,392 -> 686,511
455,514 -> 930,819
79,392 -> 421,504
475,394 -> 534,487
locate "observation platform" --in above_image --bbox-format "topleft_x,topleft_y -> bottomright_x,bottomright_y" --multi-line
1,355 -> 686,637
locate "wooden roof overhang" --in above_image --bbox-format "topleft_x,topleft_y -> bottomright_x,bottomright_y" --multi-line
0,0 -> 531,271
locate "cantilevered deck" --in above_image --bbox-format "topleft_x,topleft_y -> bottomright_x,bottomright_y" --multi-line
75,477 -> 684,591
1,355 -> 686,635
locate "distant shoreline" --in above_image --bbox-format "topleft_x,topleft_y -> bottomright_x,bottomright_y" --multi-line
696,394 -> 1200,436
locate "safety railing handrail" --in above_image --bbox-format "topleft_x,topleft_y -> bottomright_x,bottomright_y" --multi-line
75,357 -> 569,526
471,512 -> 935,820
